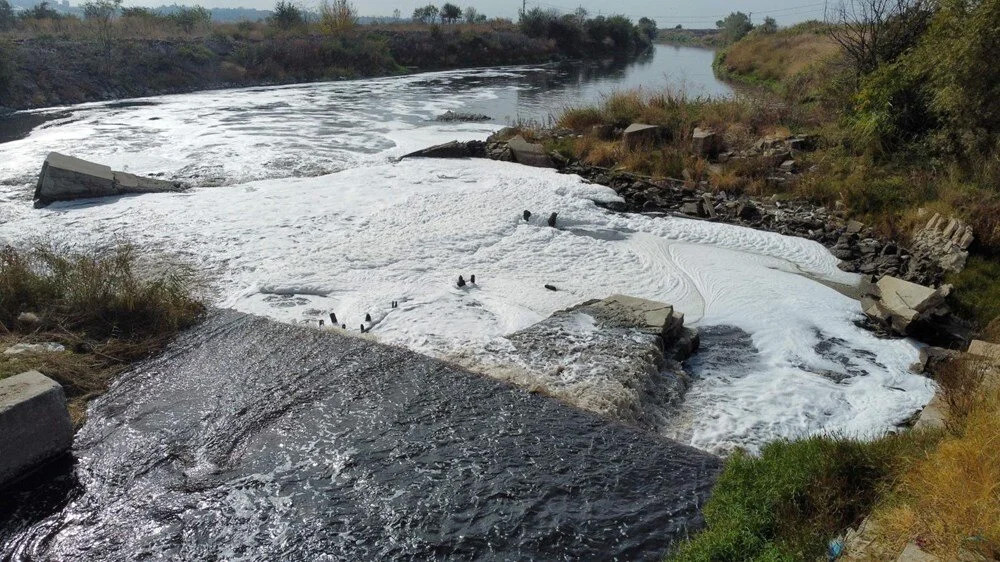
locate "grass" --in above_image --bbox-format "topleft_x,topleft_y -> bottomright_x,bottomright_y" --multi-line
668,433 -> 938,561
0,243 -> 204,424
865,349 -> 1000,560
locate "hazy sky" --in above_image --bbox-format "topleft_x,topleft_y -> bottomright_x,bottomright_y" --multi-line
130,0 -> 833,28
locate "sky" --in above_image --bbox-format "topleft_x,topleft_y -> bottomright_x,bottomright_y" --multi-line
124,0 -> 833,28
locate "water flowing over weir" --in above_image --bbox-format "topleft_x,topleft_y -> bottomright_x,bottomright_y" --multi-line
0,46 -> 938,558
2,312 -> 721,560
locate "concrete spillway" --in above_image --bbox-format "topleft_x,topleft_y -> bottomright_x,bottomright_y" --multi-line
2,311 -> 720,561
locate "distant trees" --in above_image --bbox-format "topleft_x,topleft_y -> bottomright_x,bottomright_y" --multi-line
0,0 -> 14,30
412,4 -> 439,23
83,0 -> 122,48
519,8 -> 652,56
440,3 -> 461,23
716,11 -> 754,43
23,2 -> 62,20
170,5 -> 211,34
270,0 -> 304,29
319,0 -> 357,31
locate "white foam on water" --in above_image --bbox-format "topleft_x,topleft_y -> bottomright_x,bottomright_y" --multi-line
0,154 -> 933,453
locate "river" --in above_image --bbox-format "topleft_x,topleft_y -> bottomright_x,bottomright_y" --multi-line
0,45 -> 933,560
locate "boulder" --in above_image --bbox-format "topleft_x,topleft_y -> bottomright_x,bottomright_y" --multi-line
862,276 -> 952,335
622,123 -> 660,149
34,152 -> 182,206
0,371 -> 74,488
692,127 -> 721,158
506,135 -> 555,168
590,124 -> 615,140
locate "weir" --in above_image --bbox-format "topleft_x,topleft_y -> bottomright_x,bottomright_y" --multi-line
2,310 -> 721,560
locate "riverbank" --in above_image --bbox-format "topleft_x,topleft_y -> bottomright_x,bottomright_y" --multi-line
0,17 -> 654,111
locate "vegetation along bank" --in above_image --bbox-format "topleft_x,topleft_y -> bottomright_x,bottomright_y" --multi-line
0,0 -> 656,110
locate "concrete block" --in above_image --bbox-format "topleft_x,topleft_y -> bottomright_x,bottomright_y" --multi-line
34,152 -> 115,204
0,371 -> 74,488
968,340 -> 1000,362
622,123 -> 660,149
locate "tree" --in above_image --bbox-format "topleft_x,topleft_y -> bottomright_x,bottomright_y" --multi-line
464,6 -> 486,23
716,11 -> 754,44
412,4 -> 438,23
169,5 -> 211,34
319,0 -> 356,31
759,16 -> 778,34
0,0 -> 14,31
392,8 -> 400,20
269,0 -> 303,29
439,2 -> 461,23
829,0 -> 932,78
637,16 -> 657,41
83,0 -> 122,44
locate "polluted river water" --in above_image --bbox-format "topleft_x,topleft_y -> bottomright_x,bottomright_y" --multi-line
0,46 -> 934,559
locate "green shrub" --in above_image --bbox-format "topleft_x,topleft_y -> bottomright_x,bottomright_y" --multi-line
946,256 -> 1000,330
670,434 -> 934,561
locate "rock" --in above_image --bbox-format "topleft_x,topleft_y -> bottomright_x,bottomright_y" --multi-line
680,200 -> 703,216
401,140 -> 484,159
913,392 -> 948,431
691,127 -> 721,158
17,311 -> 40,328
910,212 -> 974,274
434,110 -> 491,122
0,371 -> 74,488
912,346 -> 960,374
590,124 -> 615,140
3,342 -> 66,355
736,200 -> 761,221
863,276 -> 952,335
622,123 -> 660,149
967,340 -> 1000,362
779,159 -> 796,172
701,193 -> 717,219
846,219 -> 866,235
506,136 -> 555,168
34,152 -> 182,206
543,284 -> 557,291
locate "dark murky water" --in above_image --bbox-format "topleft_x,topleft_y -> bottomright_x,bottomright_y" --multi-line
2,312 -> 720,560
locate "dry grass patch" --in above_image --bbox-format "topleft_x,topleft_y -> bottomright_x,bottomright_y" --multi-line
0,243 -> 204,425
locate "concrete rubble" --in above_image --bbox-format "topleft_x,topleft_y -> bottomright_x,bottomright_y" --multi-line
34,152 -> 183,206
0,371 -> 74,488
862,276 -> 953,337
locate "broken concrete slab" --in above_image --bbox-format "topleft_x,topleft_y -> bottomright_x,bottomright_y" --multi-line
622,123 -> 660,149
0,371 -> 74,488
400,140 -> 486,160
506,135 -> 555,168
34,152 -> 183,206
3,342 -> 66,355
692,127 -> 722,158
913,391 -> 948,430
463,295 -> 697,430
863,276 -> 952,336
